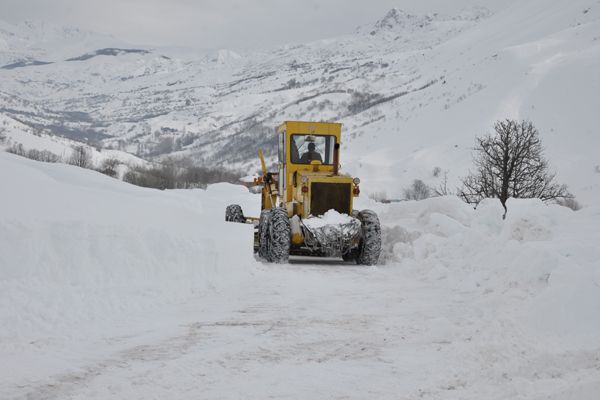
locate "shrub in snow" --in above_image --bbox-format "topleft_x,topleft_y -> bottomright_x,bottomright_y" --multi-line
69,145 -> 92,169
98,158 -> 120,178
403,179 -> 432,201
432,166 -> 442,177
6,143 -> 61,163
555,197 -> 581,211
123,165 -> 177,190
459,120 -> 571,218
347,91 -> 383,115
6,143 -> 26,156
0,128 -> 6,144
123,158 -> 241,190
26,149 -> 61,163
369,191 -> 389,203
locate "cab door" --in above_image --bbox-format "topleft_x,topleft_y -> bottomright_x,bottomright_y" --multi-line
278,131 -> 286,201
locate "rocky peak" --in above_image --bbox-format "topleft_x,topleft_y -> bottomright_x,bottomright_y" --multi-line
369,8 -> 434,35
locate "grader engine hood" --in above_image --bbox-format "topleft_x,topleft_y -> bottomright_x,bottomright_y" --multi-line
296,173 -> 356,217
310,182 -> 352,216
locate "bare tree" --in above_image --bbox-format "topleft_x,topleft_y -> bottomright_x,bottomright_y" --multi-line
434,170 -> 453,196
459,120 -> 570,218
69,145 -> 92,169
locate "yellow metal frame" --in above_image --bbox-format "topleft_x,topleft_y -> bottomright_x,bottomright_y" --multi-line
258,121 -> 359,221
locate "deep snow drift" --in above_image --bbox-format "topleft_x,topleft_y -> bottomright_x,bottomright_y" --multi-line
0,152 -> 257,343
1,153 -> 599,399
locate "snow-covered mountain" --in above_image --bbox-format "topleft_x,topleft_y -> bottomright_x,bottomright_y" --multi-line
0,19 -> 132,65
0,0 -> 599,203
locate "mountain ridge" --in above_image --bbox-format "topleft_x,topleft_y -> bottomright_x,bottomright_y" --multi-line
1,0 -> 599,203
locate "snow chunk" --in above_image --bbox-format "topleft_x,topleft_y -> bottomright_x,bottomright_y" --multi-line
303,209 -> 355,229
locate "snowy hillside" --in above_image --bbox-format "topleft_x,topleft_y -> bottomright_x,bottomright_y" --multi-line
1,0 -> 599,203
2,152 -> 600,398
0,113 -> 148,173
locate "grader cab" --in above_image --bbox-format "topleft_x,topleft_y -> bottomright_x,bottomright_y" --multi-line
225,121 -> 381,265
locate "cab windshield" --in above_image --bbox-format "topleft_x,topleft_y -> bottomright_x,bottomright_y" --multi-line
290,134 -> 335,165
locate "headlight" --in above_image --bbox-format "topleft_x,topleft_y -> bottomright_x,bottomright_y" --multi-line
353,177 -> 361,185
301,176 -> 309,183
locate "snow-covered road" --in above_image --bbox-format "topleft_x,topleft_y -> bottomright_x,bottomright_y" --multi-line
2,153 -> 600,399
10,260 -> 600,400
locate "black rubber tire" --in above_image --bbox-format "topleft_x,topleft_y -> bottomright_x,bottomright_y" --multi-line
267,207 -> 291,263
342,251 -> 356,262
356,209 -> 382,266
225,204 -> 245,223
257,209 -> 272,259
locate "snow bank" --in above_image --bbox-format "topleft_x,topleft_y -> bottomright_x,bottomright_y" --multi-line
0,152 -> 259,343
380,196 -> 600,351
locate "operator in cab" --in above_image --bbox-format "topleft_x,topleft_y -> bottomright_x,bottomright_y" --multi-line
299,142 -> 322,163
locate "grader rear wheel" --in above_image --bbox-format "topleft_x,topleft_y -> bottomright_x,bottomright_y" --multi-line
257,209 -> 272,259
225,204 -> 245,223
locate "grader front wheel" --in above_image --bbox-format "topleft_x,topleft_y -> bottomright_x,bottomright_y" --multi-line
266,207 -> 291,263
356,209 -> 382,266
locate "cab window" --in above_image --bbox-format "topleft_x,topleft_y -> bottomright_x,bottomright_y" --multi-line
290,135 -> 335,165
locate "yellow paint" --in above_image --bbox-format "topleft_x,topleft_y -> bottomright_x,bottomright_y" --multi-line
258,149 -> 267,175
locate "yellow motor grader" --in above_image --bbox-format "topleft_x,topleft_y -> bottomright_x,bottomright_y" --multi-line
225,121 -> 381,265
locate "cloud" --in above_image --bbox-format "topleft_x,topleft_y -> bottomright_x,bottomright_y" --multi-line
1,0 -> 502,49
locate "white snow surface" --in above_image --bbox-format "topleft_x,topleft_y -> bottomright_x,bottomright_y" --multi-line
303,209 -> 356,229
2,152 -> 600,399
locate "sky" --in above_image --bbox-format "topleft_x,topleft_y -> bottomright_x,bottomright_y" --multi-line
1,0 -> 496,49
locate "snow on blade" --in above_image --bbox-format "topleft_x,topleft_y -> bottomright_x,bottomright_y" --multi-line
302,209 -> 356,229
302,210 -> 361,256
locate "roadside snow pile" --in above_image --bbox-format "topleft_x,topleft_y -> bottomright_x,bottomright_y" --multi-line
379,196 -> 600,351
0,152 -> 258,344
